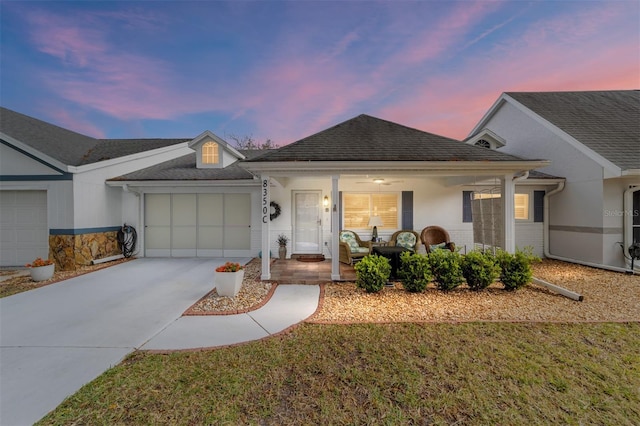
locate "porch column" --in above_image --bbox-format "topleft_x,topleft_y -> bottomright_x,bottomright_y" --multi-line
261,175 -> 271,280
501,174 -> 516,253
331,175 -> 341,280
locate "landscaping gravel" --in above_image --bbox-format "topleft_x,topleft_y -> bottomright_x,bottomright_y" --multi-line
309,259 -> 640,323
192,259 -> 640,323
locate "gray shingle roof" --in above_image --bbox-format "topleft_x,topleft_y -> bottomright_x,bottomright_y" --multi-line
246,114 -> 532,163
0,107 -> 188,167
109,150 -> 262,181
506,91 -> 640,171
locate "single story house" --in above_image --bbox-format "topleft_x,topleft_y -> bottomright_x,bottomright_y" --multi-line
467,90 -> 639,271
1,90 -> 636,278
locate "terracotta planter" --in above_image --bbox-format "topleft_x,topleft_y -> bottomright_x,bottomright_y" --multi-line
215,270 -> 244,297
30,264 -> 55,282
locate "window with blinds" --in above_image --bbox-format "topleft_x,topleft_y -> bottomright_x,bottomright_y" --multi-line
343,193 -> 399,229
514,193 -> 529,220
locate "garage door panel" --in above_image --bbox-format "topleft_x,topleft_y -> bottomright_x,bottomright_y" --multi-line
145,227 -> 170,249
145,193 -> 251,258
198,194 -> 223,226
197,226 -> 223,249
172,226 -> 197,249
145,195 -> 170,226
224,227 -> 251,250
172,194 -> 196,226
0,190 -> 48,266
224,194 -> 251,226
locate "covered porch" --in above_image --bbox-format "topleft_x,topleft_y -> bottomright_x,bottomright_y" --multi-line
268,259 -> 356,284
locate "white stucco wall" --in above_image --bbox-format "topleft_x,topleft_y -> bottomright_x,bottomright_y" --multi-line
72,145 -> 192,229
479,100 -> 624,266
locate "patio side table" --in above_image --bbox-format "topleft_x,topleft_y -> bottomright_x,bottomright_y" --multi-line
372,246 -> 409,280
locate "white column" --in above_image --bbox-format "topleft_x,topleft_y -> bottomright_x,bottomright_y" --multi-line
260,175 -> 271,280
501,174 -> 516,253
331,175 -> 341,280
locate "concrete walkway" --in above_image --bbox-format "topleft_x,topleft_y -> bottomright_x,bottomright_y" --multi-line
0,258 -> 319,426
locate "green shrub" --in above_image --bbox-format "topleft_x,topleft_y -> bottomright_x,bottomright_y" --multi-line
354,255 -> 391,293
461,250 -> 500,291
398,251 -> 432,292
495,247 -> 540,291
428,249 -> 464,291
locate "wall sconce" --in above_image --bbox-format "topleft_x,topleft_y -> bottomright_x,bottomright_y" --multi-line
323,195 -> 329,212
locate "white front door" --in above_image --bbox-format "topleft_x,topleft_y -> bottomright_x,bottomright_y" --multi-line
293,191 -> 322,253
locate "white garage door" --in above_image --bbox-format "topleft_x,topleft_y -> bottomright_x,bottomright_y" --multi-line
145,193 -> 251,257
0,190 -> 48,266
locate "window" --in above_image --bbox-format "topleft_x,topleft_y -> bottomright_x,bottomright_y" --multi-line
343,193 -> 398,229
514,193 -> 529,220
202,142 -> 219,164
474,139 -> 491,149
463,191 -> 541,222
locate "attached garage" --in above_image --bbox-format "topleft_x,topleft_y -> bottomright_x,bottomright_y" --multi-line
0,190 -> 48,266
144,193 -> 251,257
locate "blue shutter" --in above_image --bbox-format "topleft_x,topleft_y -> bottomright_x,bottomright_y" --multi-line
533,191 -> 545,223
462,191 -> 473,223
401,191 -> 413,229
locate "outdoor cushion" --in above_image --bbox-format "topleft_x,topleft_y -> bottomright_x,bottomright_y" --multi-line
351,247 -> 370,254
429,242 -> 448,251
340,232 -> 360,250
395,232 -> 417,250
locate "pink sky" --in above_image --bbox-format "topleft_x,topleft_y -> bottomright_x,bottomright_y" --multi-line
2,1 -> 638,142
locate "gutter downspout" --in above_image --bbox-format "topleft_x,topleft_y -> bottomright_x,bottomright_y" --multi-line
543,181 -> 637,274
122,184 -> 143,258
623,185 -> 639,270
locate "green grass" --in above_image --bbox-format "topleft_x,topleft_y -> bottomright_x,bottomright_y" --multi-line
38,322 -> 640,425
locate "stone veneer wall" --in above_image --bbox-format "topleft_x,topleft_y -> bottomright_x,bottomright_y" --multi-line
49,231 -> 122,271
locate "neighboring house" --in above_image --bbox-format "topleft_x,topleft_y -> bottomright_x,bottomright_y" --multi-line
0,107 -> 192,268
467,90 -> 640,271
1,107 -> 563,280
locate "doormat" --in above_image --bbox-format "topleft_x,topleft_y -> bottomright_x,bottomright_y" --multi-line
295,254 -> 326,262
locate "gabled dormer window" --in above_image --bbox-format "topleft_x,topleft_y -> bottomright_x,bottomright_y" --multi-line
466,129 -> 506,150
474,139 -> 491,149
202,142 -> 219,164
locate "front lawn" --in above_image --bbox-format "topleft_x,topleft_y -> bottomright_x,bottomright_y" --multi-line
38,322 -> 639,425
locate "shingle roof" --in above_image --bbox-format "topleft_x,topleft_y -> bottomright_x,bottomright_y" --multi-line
246,114 -> 532,163
506,91 -> 640,171
109,150 -> 264,181
0,107 -> 188,167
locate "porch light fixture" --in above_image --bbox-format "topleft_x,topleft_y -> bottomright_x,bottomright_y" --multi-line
323,195 -> 329,212
373,178 -> 385,184
367,215 -> 383,241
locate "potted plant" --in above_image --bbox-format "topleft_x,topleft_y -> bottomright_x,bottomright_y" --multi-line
277,234 -> 289,260
214,262 -> 245,297
25,257 -> 55,282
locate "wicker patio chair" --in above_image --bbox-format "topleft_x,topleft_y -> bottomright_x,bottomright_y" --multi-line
339,230 -> 372,265
420,226 -> 456,253
389,230 -> 420,252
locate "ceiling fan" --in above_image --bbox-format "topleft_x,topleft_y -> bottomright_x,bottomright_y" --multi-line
355,178 -> 403,186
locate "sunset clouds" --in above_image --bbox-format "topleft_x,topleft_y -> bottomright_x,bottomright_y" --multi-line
1,1 -> 638,142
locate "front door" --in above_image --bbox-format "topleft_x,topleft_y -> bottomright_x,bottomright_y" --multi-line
293,191 -> 322,253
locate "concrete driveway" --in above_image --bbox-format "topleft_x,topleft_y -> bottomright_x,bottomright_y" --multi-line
0,257 -> 251,425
